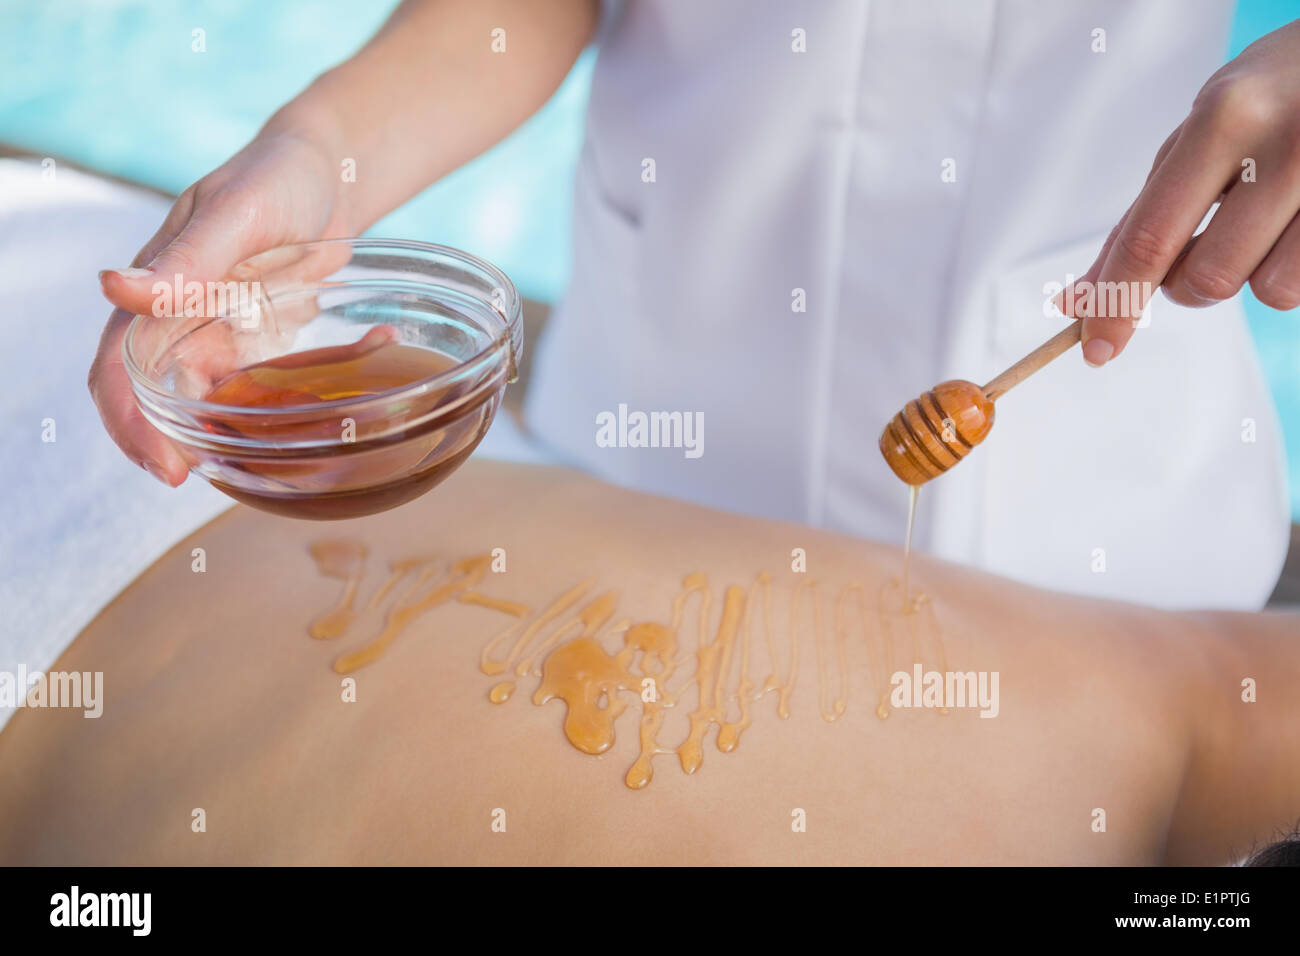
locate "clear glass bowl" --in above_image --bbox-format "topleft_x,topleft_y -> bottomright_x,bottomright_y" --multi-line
124,239 -> 522,519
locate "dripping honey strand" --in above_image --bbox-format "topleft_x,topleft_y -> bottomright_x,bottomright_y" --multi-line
676,585 -> 747,775
479,578 -> 592,677
307,540 -> 369,640
304,539 -> 958,793
717,572 -> 770,752
332,554 -> 491,673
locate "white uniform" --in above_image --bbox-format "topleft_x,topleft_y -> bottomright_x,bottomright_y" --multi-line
526,0 -> 1291,610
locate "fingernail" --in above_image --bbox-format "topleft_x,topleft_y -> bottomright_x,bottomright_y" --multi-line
1082,338 -> 1115,368
142,461 -> 170,485
100,267 -> 152,281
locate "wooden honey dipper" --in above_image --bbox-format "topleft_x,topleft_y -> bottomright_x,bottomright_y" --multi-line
879,320 -> 1083,485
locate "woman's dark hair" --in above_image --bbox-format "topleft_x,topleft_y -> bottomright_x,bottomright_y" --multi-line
1244,834 -> 1300,866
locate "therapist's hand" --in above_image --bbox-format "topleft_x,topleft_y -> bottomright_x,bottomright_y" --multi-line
1058,19 -> 1300,367
91,1 -> 597,485
90,121 -> 354,485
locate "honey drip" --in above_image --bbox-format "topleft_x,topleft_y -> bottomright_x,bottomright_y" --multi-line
458,592 -> 531,617
816,582 -> 849,722
763,578 -> 800,719
902,483 -> 920,611
622,622 -> 678,788
517,591 -> 617,678
305,539 -> 954,789
622,573 -> 708,789
677,585 -> 747,774
478,580 -> 594,704
366,557 -> 435,611
715,573 -> 770,753
532,635 -> 636,755
308,540 -> 368,639
877,578 -> 950,717
332,553 -> 490,673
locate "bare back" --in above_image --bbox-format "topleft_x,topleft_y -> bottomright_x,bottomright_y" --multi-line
0,460 -> 1284,865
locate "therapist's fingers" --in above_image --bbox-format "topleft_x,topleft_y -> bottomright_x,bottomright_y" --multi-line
99,183 -> 263,317
1249,211 -> 1300,310
1084,109 -> 1249,365
1053,124 -> 1181,323
96,187 -> 195,311
1162,143 -> 1300,308
1054,207 -> 1130,322
89,191 -> 197,485
93,185 -> 271,482
88,308 -> 191,486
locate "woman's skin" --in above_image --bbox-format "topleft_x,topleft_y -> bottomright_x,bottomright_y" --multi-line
0,460 -> 1295,865
89,3 -> 1300,479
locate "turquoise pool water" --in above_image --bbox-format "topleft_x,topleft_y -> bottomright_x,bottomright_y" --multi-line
1229,2 -> 1300,520
1,0 -> 1296,516
0,1 -> 591,303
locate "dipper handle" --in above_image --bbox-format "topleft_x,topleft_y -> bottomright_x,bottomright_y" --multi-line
981,320 -> 1082,401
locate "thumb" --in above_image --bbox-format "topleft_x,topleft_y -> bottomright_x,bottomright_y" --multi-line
100,195 -> 261,318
